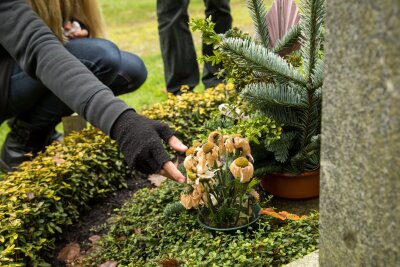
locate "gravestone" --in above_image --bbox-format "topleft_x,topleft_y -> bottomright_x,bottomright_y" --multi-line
62,114 -> 87,136
320,0 -> 400,266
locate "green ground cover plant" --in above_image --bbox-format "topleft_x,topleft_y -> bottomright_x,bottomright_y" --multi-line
77,180 -> 319,266
0,128 -> 130,266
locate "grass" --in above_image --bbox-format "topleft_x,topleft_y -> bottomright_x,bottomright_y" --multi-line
0,0 -> 271,156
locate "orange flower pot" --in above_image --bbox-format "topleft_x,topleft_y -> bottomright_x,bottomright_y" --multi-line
260,169 -> 320,199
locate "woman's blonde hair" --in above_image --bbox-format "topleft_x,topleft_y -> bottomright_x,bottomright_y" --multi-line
27,0 -> 106,42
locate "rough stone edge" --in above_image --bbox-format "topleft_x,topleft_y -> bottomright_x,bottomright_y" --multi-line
284,250 -> 319,267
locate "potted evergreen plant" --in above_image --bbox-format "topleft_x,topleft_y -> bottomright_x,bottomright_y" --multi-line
192,0 -> 325,199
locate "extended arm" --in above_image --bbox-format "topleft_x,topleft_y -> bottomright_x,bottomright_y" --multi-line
0,0 -> 128,134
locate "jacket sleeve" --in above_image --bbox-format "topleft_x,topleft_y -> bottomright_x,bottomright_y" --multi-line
0,0 -> 132,134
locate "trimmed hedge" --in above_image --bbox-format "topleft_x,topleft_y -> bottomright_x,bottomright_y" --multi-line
0,128 -> 130,266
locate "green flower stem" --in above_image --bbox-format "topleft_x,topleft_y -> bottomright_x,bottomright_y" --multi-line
204,182 -> 217,216
234,192 -> 245,226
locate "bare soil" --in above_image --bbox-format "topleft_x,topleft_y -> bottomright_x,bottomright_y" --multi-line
49,172 -> 152,266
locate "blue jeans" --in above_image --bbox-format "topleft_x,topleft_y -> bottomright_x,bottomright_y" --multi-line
1,38 -> 147,128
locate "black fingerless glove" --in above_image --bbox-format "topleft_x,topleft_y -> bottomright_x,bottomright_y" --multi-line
111,110 -> 173,174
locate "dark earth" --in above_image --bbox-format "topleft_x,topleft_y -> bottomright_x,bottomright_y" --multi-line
50,172 -> 151,266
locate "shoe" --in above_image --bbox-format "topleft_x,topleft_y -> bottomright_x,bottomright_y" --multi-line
163,85 -> 194,96
0,158 -> 12,173
46,129 -> 64,145
0,119 -> 59,170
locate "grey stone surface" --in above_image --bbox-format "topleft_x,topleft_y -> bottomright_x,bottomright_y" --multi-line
285,250 -> 319,267
320,0 -> 400,266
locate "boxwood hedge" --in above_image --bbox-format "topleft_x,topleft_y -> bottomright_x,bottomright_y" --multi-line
0,128 -> 130,266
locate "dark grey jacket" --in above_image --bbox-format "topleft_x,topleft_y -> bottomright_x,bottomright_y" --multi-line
0,0 -> 131,134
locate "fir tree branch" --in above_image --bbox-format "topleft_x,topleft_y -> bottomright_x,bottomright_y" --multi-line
265,132 -> 298,163
221,37 -> 307,87
296,91 -> 319,154
273,24 -> 301,54
311,59 -> 324,89
290,134 -> 320,171
299,0 -> 325,86
247,0 -> 270,48
254,164 -> 283,177
242,82 -> 308,110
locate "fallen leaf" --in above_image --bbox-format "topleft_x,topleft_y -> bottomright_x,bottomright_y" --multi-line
116,236 -> 127,241
259,208 -> 306,221
157,258 -> 181,267
52,156 -> 64,164
134,228 -> 142,235
88,235 -> 101,245
26,191 -> 35,200
99,260 -> 118,267
57,242 -> 80,262
259,208 -> 286,220
278,211 -> 304,220
148,174 -> 167,187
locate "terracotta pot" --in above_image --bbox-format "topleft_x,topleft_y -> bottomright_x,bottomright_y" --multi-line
260,169 -> 320,199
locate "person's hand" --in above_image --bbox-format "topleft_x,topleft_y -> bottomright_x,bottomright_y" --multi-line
111,111 -> 188,183
158,136 -> 187,183
63,21 -> 88,39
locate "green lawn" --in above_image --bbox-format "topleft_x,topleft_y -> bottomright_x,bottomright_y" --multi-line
0,0 -> 268,153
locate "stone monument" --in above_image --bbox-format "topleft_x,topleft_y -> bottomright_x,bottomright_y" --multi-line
320,0 -> 400,266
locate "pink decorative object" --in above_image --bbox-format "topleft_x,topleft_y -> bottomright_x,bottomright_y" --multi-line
266,0 -> 300,49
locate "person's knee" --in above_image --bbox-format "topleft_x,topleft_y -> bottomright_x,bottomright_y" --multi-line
92,39 -> 121,84
119,52 -> 148,94
66,38 -> 121,85
132,56 -> 148,90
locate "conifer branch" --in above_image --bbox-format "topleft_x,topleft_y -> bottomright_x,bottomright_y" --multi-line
273,24 -> 301,54
242,83 -> 307,110
222,38 -> 307,87
247,0 -> 270,48
299,0 -> 325,85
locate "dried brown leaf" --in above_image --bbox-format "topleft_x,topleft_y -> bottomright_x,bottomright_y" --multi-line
88,235 -> 101,245
57,242 -> 80,262
98,260 -> 118,267
148,174 -> 167,187
52,156 -> 65,164
134,228 -> 142,235
157,258 -> 181,267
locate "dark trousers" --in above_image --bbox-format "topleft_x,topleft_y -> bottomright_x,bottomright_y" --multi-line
157,0 -> 232,94
1,38 -> 147,129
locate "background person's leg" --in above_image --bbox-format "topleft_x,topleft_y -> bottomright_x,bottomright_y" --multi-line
202,0 -> 232,88
157,0 -> 199,94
